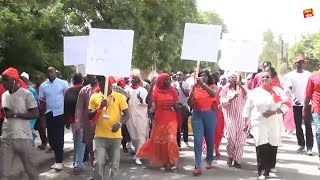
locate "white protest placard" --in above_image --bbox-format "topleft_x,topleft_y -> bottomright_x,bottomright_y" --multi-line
63,36 -> 88,66
86,28 -> 134,77
219,33 -> 260,72
181,23 -> 222,62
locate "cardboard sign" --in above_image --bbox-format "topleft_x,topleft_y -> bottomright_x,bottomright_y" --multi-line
181,23 -> 222,62
63,36 -> 88,66
86,28 -> 134,77
219,33 -> 259,72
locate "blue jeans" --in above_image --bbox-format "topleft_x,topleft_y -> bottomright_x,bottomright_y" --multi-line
312,113 -> 320,158
71,124 -> 86,168
192,110 -> 217,169
30,120 -> 37,147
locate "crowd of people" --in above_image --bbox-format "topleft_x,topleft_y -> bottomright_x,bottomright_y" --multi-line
0,55 -> 320,180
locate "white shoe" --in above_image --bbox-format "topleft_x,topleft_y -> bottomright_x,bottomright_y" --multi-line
270,168 -> 277,173
135,159 -> 142,165
51,163 -> 56,169
258,175 -> 266,180
54,163 -> 64,171
185,142 -> 189,147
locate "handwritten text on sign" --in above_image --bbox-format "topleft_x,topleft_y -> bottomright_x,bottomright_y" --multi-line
86,28 -> 134,77
220,34 -> 259,72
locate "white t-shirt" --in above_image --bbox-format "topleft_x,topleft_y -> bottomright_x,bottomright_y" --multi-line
174,81 -> 190,107
2,88 -> 38,139
285,70 -> 311,106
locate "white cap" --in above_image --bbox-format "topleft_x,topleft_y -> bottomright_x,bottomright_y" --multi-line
20,72 -> 29,80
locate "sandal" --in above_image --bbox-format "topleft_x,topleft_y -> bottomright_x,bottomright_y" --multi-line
171,166 -> 178,172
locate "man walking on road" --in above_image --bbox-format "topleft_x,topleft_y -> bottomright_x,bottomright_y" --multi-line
286,56 -> 313,155
39,67 -> 69,171
88,76 -> 129,180
304,64 -> 320,169
0,67 -> 39,180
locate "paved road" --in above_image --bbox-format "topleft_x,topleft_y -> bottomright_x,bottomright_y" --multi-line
37,132 -> 320,180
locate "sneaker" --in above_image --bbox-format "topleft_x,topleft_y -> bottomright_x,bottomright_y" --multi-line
135,159 -> 142,165
306,149 -> 313,156
192,169 -> 202,176
54,163 -> 63,171
270,168 -> 277,173
73,167 -> 84,175
297,146 -> 305,153
258,175 -> 266,180
185,142 -> 189,147
50,163 -> 56,169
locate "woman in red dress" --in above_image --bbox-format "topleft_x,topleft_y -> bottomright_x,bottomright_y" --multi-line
137,73 -> 180,171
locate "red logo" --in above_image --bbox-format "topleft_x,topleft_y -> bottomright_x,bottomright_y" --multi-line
303,8 -> 314,18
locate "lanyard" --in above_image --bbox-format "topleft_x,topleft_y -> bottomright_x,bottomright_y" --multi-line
102,95 -> 113,111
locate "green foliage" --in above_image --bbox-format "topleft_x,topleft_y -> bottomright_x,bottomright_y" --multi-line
0,0 -> 227,79
0,0 -> 74,81
288,33 -> 320,72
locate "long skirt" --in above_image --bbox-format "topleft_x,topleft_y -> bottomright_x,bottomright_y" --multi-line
137,120 -> 179,166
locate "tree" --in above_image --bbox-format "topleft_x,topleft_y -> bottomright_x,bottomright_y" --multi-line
259,29 -> 279,70
288,33 -> 320,72
0,0 -> 73,80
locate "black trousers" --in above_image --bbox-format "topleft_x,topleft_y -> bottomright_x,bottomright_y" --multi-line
293,105 -> 313,149
256,143 -> 278,176
121,124 -> 131,150
177,107 -> 190,147
46,112 -> 65,163
0,119 -> 3,136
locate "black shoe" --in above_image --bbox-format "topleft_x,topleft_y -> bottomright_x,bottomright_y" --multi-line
123,148 -> 129,153
227,158 -> 233,167
233,161 -> 241,168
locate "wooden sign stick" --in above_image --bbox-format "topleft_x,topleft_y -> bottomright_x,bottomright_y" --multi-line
103,76 -> 109,110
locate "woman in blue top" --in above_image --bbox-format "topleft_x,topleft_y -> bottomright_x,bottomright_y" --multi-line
21,72 -> 38,146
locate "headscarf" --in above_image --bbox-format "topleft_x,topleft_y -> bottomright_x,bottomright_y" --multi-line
154,73 -> 178,99
117,77 -> 126,89
2,67 -> 27,89
220,75 -> 227,81
227,71 -> 238,80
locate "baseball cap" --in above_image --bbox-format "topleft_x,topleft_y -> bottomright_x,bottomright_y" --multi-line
294,55 -> 305,63
20,72 -> 29,80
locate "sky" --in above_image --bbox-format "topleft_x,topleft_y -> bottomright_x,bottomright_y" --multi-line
196,0 -> 320,44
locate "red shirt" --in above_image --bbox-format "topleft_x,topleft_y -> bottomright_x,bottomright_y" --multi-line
305,72 -> 320,113
0,84 -> 5,119
65,84 -> 83,125
194,85 -> 215,111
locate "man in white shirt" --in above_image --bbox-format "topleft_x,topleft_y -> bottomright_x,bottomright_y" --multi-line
175,71 -> 190,147
286,55 -> 313,155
